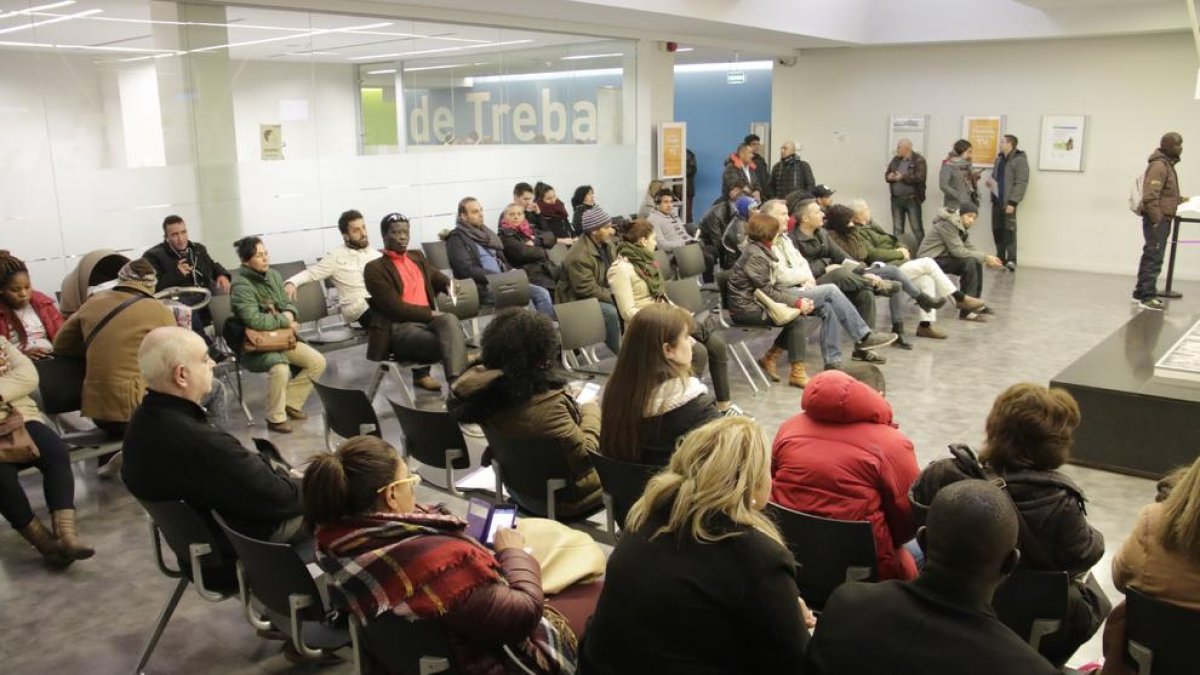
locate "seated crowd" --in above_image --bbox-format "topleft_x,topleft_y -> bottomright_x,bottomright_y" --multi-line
3,156 -> 1196,675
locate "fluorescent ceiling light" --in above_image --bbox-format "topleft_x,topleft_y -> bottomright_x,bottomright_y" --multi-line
561,52 -> 622,61
366,68 -> 396,75
673,60 -> 773,73
0,1 -> 75,21
349,39 -> 532,62
0,7 -> 102,36
675,47 -> 694,52
190,21 -> 392,54
403,62 -> 489,72
472,67 -> 621,84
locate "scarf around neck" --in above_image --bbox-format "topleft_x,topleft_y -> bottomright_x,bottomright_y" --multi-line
455,221 -> 503,251
500,218 -> 535,240
617,240 -> 665,299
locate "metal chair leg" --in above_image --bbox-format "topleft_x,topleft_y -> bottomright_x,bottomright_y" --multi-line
366,364 -> 387,400
135,577 -> 188,674
233,366 -> 253,426
729,343 -> 761,396
740,341 -> 772,390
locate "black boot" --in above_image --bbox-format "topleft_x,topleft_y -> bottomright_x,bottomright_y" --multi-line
892,322 -> 914,350
915,292 -> 946,312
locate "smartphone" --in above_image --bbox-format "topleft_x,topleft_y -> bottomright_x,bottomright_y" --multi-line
576,382 -> 602,405
484,505 -> 519,547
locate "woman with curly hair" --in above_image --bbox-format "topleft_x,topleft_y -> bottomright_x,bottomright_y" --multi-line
0,251 -> 64,359
448,308 -> 601,519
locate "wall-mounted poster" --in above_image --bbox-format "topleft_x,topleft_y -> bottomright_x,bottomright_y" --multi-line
962,115 -> 1005,167
887,115 -> 929,158
260,124 -> 283,161
1039,115 -> 1086,172
658,122 -> 687,179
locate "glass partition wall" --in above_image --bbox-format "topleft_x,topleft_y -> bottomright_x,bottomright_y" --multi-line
0,0 -> 637,293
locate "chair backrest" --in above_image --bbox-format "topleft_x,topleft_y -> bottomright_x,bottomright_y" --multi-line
270,261 -> 307,282
992,568 -> 1069,656
554,298 -> 607,352
210,511 -> 326,623
436,278 -> 481,321
422,241 -> 451,271
138,499 -> 236,588
673,242 -> 706,279
664,279 -> 705,315
293,276 -> 331,324
653,249 -> 673,281
1125,586 -> 1200,675
587,450 -> 659,529
765,502 -> 878,609
209,293 -> 233,336
313,381 -> 383,440
34,356 -> 86,415
547,242 -> 570,267
354,613 -> 460,675
486,431 -> 584,518
388,401 -> 471,470
486,269 -> 531,311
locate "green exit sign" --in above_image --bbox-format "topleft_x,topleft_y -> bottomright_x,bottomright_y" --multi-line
727,70 -> 745,85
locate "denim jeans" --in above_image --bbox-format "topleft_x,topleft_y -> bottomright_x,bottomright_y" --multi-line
868,264 -> 922,325
598,301 -> 622,355
891,195 -> 924,244
794,284 -> 871,365
1134,215 -> 1172,300
529,284 -> 556,319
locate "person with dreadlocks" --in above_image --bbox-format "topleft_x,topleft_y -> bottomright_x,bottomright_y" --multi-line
0,251 -> 64,360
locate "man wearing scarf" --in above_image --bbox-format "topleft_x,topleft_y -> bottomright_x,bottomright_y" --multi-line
447,197 -> 555,317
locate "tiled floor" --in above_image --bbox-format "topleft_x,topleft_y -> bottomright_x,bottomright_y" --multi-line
1,265 -> 1192,673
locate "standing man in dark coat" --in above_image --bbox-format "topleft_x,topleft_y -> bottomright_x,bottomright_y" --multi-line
985,134 -> 1030,270
771,140 -> 816,201
1133,132 -> 1186,311
744,134 -> 772,197
885,138 -> 928,243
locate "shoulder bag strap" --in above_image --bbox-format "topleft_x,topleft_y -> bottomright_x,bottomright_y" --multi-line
84,294 -> 148,352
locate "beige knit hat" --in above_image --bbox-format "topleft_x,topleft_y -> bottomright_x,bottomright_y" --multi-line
115,258 -> 158,295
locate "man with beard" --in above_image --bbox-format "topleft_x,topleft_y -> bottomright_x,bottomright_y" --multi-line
284,209 -> 381,327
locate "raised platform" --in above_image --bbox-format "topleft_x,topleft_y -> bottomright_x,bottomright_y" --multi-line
1052,309 -> 1200,478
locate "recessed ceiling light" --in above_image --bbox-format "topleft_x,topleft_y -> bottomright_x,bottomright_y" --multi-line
560,52 -> 622,61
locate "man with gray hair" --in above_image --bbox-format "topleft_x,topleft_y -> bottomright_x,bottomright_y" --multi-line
122,326 -> 304,543
885,138 -> 928,243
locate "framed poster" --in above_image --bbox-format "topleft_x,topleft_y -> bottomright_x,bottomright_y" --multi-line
887,115 -> 929,158
657,122 -> 687,179
1039,115 -> 1086,172
260,124 -> 284,161
962,116 -> 1005,167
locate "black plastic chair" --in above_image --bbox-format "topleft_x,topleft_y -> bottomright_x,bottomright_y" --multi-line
30,356 -> 120,455
664,278 -> 705,314
422,240 -> 452,272
555,298 -> 614,376
765,502 -> 878,610
486,269 -> 532,311
673,242 -> 708,280
313,380 -> 383,451
350,612 -> 459,675
435,277 -> 484,347
208,294 -> 254,426
388,400 -> 473,497
712,271 -> 777,394
654,249 -> 673,280
587,450 -> 659,535
1123,586 -> 1200,675
992,568 -> 1070,658
135,500 -> 238,674
211,513 -> 351,664
486,432 -> 601,522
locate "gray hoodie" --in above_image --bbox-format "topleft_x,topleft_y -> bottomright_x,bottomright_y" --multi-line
916,207 -> 986,263
939,155 -> 977,210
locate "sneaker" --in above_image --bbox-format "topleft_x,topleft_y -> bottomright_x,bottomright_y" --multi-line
854,332 -> 898,352
852,349 -> 887,364
460,423 -> 485,438
1138,298 -> 1165,311
1004,261 -> 1016,271
978,306 -> 995,315
823,362 -> 845,372
720,404 -> 753,419
893,335 -> 915,350
958,310 -> 989,322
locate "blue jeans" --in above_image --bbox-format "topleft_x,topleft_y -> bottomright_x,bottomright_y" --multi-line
529,284 -> 556,319
891,195 -> 924,244
598,301 -> 621,354
1134,215 -> 1172,300
869,264 -> 922,324
794,284 -> 871,365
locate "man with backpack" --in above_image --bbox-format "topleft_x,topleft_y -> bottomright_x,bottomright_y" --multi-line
1133,132 -> 1185,311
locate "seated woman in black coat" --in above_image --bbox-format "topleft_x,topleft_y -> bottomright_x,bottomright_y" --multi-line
910,383 -> 1111,668
599,303 -> 721,466
498,203 -> 558,292
581,416 -> 812,674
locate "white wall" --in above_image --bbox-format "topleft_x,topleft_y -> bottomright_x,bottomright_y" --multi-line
772,32 -> 1200,280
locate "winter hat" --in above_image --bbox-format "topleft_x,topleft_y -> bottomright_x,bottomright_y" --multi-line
116,258 -> 158,295
735,196 -> 758,220
958,203 -> 979,216
580,205 -> 612,233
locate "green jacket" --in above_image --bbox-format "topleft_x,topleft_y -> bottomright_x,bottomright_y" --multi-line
555,234 -> 617,304
855,222 -> 908,265
230,266 -> 300,372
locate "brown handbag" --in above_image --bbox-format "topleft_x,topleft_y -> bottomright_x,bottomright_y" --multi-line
241,326 -> 297,353
0,406 -> 39,464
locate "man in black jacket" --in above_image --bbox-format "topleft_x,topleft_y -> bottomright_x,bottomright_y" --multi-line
885,138 -> 928,243
770,140 -> 816,200
122,327 -> 304,543
446,197 -> 554,317
805,480 -> 1059,675
744,134 -> 771,196
143,215 -> 231,336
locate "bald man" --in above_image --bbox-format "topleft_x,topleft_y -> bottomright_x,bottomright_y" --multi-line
122,327 -> 304,543
1134,132 -> 1185,311
885,138 -> 928,243
769,140 -> 816,200
805,480 -> 1058,675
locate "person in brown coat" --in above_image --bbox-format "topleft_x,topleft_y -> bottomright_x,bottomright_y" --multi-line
363,213 -> 468,391
52,259 -> 176,437
1134,132 -> 1186,310
449,309 -> 602,520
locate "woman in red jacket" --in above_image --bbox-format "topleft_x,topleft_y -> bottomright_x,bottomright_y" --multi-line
0,251 -> 65,359
304,435 -> 576,675
770,368 -> 920,581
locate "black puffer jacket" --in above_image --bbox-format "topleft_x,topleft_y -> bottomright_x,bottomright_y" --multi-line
499,227 -> 557,290
639,377 -> 720,466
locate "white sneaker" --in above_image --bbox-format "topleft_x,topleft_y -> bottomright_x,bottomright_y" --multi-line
97,451 -> 124,481
720,404 -> 753,419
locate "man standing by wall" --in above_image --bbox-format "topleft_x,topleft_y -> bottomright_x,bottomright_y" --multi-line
1134,132 -> 1184,311
721,143 -> 762,202
985,135 -> 1029,271
744,134 -> 772,197
939,140 -> 979,211
885,138 -> 927,243
771,140 -> 817,201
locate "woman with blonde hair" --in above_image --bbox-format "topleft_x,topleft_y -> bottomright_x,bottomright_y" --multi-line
1102,455 -> 1200,674
637,178 -> 666,219
581,417 -> 811,674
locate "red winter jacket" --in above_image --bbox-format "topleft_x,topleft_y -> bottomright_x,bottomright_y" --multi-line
0,290 -> 64,350
770,370 -> 920,581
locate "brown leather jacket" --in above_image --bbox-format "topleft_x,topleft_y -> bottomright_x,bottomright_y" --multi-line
444,547 -> 546,675
1142,148 -> 1182,223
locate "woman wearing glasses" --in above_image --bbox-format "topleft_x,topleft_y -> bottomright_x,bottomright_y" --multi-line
305,435 -> 578,674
